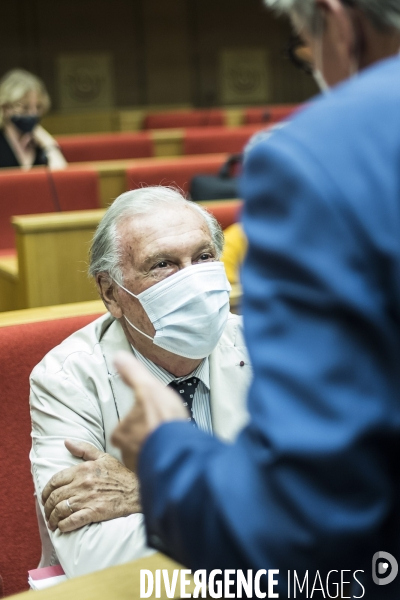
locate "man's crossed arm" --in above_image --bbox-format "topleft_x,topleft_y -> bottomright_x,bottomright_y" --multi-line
42,440 -> 141,532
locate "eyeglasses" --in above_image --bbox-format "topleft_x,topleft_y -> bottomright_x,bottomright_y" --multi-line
285,35 -> 314,75
285,1 -> 356,75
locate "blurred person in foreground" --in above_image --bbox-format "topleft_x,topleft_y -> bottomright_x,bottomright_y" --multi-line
30,186 -> 250,578
0,69 -> 66,169
111,1 -> 400,597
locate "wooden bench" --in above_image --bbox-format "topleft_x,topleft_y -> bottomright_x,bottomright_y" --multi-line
75,153 -> 229,207
55,125 -> 263,165
41,104 -> 300,135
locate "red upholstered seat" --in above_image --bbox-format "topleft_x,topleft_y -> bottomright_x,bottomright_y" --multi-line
0,249 -> 16,258
202,199 -> 243,230
125,154 -> 228,194
0,312 -> 103,597
183,125 -> 262,155
0,167 -> 100,250
144,110 -> 224,130
244,104 -> 299,125
57,132 -> 154,163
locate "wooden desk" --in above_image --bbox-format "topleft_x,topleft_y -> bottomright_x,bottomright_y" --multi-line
0,300 -> 106,327
11,553 -> 193,599
12,210 -> 105,309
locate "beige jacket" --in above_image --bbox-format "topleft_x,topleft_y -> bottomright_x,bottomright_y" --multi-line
30,312 -> 251,578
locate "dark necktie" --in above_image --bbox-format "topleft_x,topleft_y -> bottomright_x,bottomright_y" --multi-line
168,377 -> 200,427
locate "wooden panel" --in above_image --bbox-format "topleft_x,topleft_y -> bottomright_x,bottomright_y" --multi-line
151,129 -> 185,158
142,0 -> 192,105
190,0 -> 317,106
42,111 -> 120,136
34,0 -> 143,108
13,211 -> 104,309
0,256 -> 19,312
0,0 -> 316,121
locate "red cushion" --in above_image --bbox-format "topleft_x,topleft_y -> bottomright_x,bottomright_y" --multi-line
125,154 -> 228,194
0,167 -> 100,250
144,110 -> 224,130
202,199 -> 243,230
0,313 -> 103,597
183,125 -> 262,155
0,248 -> 16,258
50,167 -> 100,212
244,104 -> 299,125
57,132 -> 154,163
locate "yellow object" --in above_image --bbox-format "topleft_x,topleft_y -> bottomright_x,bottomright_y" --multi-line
222,222 -> 247,285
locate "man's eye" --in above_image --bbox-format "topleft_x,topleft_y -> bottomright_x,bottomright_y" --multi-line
199,253 -> 213,261
155,261 -> 169,269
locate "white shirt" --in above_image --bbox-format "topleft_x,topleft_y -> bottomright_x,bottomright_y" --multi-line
131,345 -> 213,434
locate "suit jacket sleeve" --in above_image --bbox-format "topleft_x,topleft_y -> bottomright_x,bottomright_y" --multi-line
138,132 -> 400,591
30,364 -> 153,578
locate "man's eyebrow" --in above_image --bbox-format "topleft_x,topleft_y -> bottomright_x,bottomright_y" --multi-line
142,243 -> 216,267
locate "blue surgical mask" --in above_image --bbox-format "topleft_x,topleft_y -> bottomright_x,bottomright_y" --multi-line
10,115 -> 40,133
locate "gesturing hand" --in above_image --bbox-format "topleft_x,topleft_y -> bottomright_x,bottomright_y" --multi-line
111,351 -> 188,472
42,440 -> 141,533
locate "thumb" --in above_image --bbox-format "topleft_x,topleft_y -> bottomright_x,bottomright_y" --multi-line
64,439 -> 105,461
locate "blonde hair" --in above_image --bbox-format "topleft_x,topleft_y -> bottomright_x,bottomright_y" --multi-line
0,69 -> 51,127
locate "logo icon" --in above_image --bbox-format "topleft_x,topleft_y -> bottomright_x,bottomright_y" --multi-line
372,552 -> 398,586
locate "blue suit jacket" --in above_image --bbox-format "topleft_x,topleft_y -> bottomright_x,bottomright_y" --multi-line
139,56 -> 400,598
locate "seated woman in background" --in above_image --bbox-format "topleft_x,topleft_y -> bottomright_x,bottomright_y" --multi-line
0,69 -> 66,169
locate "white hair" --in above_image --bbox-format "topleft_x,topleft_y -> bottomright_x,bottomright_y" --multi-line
89,186 -> 225,283
264,0 -> 400,31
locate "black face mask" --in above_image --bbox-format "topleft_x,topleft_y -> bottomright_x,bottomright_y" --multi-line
10,115 -> 40,133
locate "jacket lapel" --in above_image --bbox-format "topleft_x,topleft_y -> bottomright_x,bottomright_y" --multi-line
99,315 -> 251,444
209,316 -> 252,442
100,318 -> 137,422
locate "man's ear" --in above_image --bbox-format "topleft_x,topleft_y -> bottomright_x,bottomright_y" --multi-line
96,274 -> 123,319
315,0 -> 355,43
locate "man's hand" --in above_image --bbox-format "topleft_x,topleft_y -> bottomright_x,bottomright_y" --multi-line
42,440 -> 141,533
111,351 -> 188,472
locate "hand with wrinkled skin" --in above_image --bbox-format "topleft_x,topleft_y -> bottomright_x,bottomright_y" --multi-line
42,440 -> 142,533
111,351 -> 188,472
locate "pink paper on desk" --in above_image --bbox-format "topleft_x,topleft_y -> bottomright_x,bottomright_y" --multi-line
28,565 -> 65,580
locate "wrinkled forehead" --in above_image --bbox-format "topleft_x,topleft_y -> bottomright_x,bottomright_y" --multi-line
117,202 -> 213,265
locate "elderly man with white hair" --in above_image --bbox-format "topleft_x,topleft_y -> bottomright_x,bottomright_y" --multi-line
108,1 -> 400,598
29,186 -> 251,578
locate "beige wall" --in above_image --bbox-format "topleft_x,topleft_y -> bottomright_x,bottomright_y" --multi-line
0,0 -> 317,110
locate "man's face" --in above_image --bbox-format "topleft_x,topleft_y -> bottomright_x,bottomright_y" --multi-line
294,0 -> 359,89
110,202 -> 217,344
